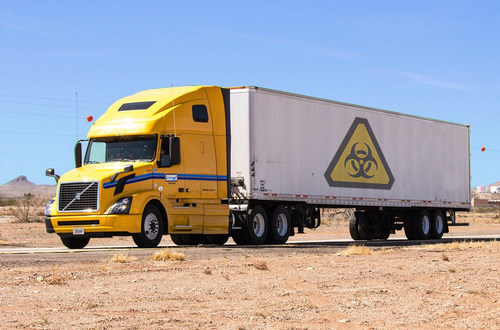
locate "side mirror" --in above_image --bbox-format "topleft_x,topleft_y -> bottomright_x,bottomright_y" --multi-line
75,142 -> 82,168
45,168 -> 60,183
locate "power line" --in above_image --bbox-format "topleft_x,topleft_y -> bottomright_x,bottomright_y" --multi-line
0,130 -> 74,137
0,93 -> 110,105
0,100 -> 102,111
0,110 -> 91,119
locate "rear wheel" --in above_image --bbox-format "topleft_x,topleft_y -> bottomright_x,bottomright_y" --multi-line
268,205 -> 291,244
170,234 -> 184,246
404,213 -> 418,240
414,210 -> 431,240
133,205 -> 163,248
349,212 -> 362,240
60,236 -> 90,249
430,211 -> 445,239
180,234 -> 204,245
231,230 -> 250,245
246,205 -> 268,245
204,234 -> 229,245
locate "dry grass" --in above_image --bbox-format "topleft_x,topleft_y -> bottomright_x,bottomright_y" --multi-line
109,254 -> 137,263
340,245 -> 374,256
151,249 -> 185,262
420,240 -> 499,251
44,268 -> 67,285
252,260 -> 268,270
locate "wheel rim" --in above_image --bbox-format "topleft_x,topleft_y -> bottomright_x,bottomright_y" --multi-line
435,215 -> 444,234
253,213 -> 265,237
421,215 -> 430,235
276,213 -> 288,236
144,213 -> 159,240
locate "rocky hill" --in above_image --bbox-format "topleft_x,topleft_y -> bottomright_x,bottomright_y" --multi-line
0,176 -> 56,198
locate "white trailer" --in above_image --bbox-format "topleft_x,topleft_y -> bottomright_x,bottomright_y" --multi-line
228,87 -> 470,243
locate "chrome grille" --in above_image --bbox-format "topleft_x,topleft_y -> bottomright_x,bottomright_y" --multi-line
58,182 -> 99,212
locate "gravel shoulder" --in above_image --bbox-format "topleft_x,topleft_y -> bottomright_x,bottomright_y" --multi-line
0,211 -> 499,329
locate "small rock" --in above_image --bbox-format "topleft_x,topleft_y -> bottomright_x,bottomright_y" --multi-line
339,319 -> 351,323
36,276 -> 43,282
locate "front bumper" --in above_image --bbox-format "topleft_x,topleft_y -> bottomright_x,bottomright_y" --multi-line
45,213 -> 141,235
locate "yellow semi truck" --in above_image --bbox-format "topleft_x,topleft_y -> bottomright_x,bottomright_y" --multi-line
45,86 -> 470,248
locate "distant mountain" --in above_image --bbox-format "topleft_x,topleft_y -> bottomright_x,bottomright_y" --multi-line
0,176 -> 56,198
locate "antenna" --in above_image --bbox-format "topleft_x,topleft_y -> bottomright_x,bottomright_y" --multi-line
171,84 -> 176,137
75,91 -> 79,140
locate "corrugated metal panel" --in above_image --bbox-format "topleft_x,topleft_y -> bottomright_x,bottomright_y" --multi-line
230,87 -> 470,209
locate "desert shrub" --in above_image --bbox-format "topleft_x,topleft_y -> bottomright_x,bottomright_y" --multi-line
340,244 -> 374,256
0,197 -> 16,206
151,249 -> 185,261
321,208 -> 354,225
9,193 -> 46,223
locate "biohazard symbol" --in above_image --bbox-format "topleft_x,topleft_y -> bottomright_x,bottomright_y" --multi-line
324,117 -> 395,189
345,143 -> 378,178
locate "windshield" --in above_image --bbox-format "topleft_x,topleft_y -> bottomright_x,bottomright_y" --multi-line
84,136 -> 157,164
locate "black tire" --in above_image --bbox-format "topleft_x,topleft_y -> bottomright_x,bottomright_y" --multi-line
374,229 -> 390,240
413,210 -> 431,240
180,234 -> 204,245
204,234 -> 229,245
267,205 -> 291,244
231,230 -> 250,245
133,205 -> 163,248
403,213 -> 418,240
246,205 -> 268,245
349,212 -> 362,240
170,234 -> 184,246
430,211 -> 445,239
60,236 -> 90,249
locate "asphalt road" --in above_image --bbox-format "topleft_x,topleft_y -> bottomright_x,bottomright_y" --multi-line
1,235 -> 499,267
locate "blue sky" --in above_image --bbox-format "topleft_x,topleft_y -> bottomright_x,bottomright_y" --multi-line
1,1 -> 499,188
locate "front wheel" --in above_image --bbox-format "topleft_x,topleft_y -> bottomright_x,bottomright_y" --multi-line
60,236 -> 90,249
133,205 -> 164,248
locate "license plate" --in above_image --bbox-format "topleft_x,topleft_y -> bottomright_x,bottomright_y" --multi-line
73,227 -> 84,235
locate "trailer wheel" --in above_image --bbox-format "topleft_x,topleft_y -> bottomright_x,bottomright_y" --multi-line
350,212 -> 372,240
170,234 -> 184,246
60,236 -> 90,249
247,205 -> 268,245
133,205 -> 163,248
349,212 -> 362,240
268,205 -> 291,244
204,234 -> 229,245
403,213 -> 418,240
430,211 -> 445,239
414,210 -> 431,240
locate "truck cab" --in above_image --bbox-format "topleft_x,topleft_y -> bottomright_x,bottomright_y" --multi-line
45,86 -> 231,249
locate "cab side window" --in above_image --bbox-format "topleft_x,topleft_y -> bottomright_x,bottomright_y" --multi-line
192,105 -> 208,123
158,136 -> 181,167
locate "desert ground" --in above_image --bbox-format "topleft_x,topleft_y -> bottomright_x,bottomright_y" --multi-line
0,209 -> 499,329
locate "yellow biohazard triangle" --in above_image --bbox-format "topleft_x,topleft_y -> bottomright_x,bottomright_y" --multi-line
324,117 -> 394,189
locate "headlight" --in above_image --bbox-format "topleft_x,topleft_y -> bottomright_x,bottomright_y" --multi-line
107,197 -> 133,214
45,199 -> 55,216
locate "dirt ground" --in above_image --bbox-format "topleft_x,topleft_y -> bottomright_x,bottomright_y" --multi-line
0,211 -> 499,329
